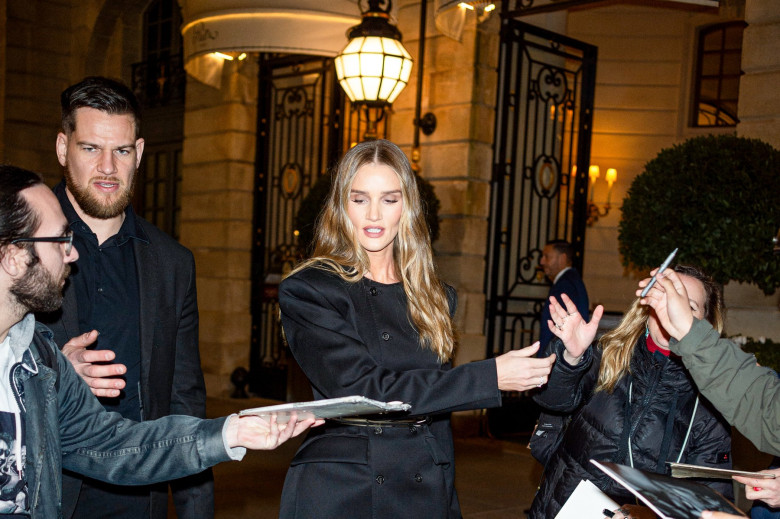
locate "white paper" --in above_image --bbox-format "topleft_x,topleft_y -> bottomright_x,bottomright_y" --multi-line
238,395 -> 412,421
554,479 -> 619,519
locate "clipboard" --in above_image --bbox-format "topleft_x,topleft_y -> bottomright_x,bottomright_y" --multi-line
239,395 -> 412,421
669,462 -> 777,480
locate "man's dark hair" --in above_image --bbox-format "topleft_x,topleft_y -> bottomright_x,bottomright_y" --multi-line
0,165 -> 44,256
546,239 -> 574,263
60,76 -> 142,139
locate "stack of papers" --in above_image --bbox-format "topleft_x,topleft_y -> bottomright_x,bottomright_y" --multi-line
239,395 -> 412,421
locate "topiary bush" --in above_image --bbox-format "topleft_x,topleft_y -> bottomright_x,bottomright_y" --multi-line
294,171 -> 441,258
619,134 -> 780,295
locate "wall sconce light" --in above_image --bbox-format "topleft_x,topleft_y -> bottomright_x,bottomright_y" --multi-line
334,0 -> 413,108
585,165 -> 617,226
457,1 -> 496,22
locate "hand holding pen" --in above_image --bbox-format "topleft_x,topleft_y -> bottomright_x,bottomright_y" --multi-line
640,248 -> 678,298
637,266 -> 695,341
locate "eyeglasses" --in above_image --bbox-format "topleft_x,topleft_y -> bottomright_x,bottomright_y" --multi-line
11,230 -> 74,255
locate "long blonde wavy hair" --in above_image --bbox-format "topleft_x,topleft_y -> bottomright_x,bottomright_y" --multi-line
595,265 -> 724,393
287,140 -> 455,362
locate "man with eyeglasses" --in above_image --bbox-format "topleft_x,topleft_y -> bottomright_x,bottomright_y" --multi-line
35,76 -> 212,519
0,164 -> 316,518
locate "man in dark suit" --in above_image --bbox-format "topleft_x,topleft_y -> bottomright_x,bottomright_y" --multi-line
37,77 -> 213,519
538,240 -> 589,350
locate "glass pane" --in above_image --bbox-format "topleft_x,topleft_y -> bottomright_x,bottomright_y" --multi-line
158,152 -> 169,181
722,52 -> 742,75
699,79 -> 719,101
702,29 -> 723,51
723,25 -> 744,50
701,53 -> 721,76
145,180 -> 155,206
721,78 -> 740,100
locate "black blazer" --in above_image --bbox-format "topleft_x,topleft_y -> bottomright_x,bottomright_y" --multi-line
38,216 -> 213,519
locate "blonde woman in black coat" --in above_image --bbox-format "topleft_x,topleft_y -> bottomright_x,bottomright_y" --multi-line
529,265 -> 732,519
277,140 -> 556,518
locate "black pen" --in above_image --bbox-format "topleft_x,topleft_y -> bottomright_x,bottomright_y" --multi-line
603,509 -> 615,518
640,248 -> 678,297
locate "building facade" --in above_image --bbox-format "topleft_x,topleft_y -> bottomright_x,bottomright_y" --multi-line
0,0 -> 777,396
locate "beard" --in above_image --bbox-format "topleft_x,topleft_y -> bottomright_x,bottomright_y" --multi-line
10,260 -> 70,313
64,165 -> 135,219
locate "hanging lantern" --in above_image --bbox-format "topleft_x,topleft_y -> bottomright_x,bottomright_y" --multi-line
334,0 -> 413,107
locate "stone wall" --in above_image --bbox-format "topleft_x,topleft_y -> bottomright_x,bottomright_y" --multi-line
391,0 -> 499,365
179,61 -> 259,396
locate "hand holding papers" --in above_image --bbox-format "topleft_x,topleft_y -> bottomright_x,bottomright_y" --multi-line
590,460 -> 746,519
239,396 -> 412,422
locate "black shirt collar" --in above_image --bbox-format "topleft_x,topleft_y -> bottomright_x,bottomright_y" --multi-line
53,181 -> 149,245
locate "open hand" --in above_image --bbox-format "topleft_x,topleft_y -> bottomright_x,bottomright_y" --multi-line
495,342 -> 556,391
548,293 -> 603,364
226,413 -> 324,450
62,330 -> 127,397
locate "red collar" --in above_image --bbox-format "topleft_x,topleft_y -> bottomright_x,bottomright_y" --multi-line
646,333 -> 671,357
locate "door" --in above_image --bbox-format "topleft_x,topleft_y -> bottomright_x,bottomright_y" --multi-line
485,20 -> 597,360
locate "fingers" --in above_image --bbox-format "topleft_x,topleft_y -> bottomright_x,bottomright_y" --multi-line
590,304 -> 604,324
700,512 -> 744,519
61,330 -> 100,357
516,341 -> 540,357
559,293 -> 579,316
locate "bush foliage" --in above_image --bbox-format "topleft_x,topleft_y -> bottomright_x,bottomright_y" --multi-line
294,171 -> 441,258
619,134 -> 780,294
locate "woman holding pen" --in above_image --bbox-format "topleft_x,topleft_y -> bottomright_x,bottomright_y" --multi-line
528,265 -> 733,519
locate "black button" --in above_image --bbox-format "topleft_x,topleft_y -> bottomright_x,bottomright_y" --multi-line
369,287 -> 378,296
376,475 -> 385,485
381,332 -> 390,341
414,474 -> 423,483
408,425 -> 418,434
373,426 -> 383,435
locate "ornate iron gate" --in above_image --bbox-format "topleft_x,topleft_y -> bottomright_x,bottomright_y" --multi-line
249,54 -> 344,399
485,19 -> 597,358
248,54 -> 390,399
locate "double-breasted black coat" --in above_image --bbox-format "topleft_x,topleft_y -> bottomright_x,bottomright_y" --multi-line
278,267 -> 502,518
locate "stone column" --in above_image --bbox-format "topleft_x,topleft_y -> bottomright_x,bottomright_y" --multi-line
393,0 -> 500,365
180,60 -> 258,395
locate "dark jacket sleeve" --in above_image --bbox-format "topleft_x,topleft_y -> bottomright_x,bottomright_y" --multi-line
279,270 -> 501,416
670,319 -> 780,456
533,338 -> 599,413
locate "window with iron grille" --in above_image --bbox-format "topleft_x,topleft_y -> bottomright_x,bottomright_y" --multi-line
691,21 -> 746,127
132,0 -> 185,239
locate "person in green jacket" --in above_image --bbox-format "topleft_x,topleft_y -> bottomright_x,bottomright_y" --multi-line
636,267 -> 779,457
638,268 -> 780,519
